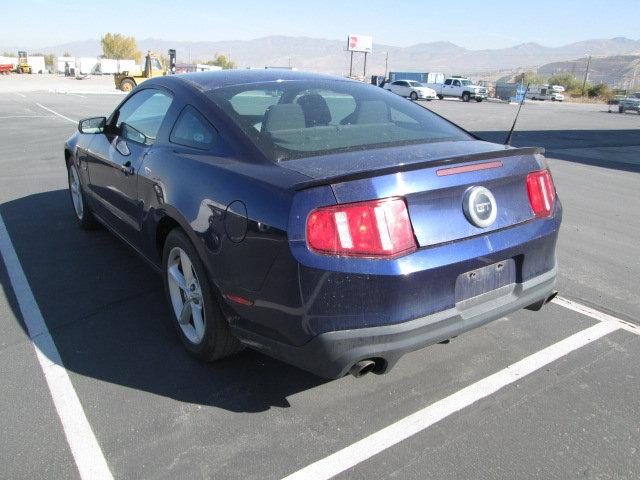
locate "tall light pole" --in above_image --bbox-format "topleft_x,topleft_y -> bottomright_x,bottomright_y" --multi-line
384,51 -> 389,78
581,54 -> 591,97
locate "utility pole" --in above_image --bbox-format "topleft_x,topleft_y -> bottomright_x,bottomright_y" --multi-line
581,55 -> 591,97
384,51 -> 389,78
349,51 -> 353,77
363,52 -> 367,80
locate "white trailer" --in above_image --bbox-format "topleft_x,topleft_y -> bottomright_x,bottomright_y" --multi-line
117,59 -> 137,73
28,56 -> 46,74
526,84 -> 565,101
78,57 -> 98,75
57,56 -> 76,74
195,64 -> 222,72
97,58 -> 118,74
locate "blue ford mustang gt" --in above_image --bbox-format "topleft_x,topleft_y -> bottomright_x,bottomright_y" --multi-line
64,70 -> 561,378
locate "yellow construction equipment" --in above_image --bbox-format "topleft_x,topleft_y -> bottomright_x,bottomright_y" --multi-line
114,51 -> 168,92
16,51 -> 32,74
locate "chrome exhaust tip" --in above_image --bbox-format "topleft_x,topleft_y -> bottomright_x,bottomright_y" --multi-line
349,360 -> 376,378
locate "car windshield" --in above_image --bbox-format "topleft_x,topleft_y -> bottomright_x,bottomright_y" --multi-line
461,80 -> 473,86
207,79 -> 471,161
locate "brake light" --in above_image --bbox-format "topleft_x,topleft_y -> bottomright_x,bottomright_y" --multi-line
306,197 -> 417,258
526,170 -> 556,218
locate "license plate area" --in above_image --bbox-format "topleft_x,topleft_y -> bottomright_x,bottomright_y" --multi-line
455,259 -> 516,305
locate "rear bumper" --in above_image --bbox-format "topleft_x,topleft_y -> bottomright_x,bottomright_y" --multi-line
234,267 -> 556,379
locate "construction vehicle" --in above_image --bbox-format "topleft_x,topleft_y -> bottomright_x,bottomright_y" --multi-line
114,50 -> 176,92
16,51 -> 32,74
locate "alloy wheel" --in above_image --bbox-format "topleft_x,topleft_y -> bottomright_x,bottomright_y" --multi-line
69,164 -> 84,220
166,246 -> 206,344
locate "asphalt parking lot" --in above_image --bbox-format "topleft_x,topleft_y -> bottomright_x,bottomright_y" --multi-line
0,90 -> 639,479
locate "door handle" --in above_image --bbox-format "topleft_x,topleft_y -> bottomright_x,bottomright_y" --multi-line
120,161 -> 134,175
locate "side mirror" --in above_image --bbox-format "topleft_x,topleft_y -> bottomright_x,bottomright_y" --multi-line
78,116 -> 106,134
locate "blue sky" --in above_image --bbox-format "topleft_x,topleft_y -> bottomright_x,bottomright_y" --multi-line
5,0 -> 640,49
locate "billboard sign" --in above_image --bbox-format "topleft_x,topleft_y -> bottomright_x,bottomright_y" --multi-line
347,34 -> 373,53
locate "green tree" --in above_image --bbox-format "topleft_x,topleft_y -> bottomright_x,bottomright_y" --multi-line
43,54 -> 55,70
514,71 -> 546,85
205,54 -> 236,69
587,83 -> 612,99
1,51 -> 14,57
101,33 -> 139,60
547,73 -> 581,90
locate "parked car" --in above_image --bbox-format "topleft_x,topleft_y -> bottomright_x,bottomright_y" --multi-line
64,70 -> 561,379
618,96 -> 640,114
383,80 -> 437,100
427,77 -> 488,102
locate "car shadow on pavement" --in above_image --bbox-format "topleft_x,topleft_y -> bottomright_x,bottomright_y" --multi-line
474,129 -> 640,173
0,190 -> 327,413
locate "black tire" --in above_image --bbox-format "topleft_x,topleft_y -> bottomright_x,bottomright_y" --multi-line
476,98 -> 483,103
619,106 -> 624,113
67,162 -> 99,230
119,78 -> 136,92
162,229 -> 242,361
409,91 -> 418,101
462,92 -> 471,102
437,94 -> 443,100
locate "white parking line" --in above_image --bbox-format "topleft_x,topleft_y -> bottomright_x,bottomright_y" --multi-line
0,115 -> 55,119
283,318 -> 624,480
0,213 -> 113,480
553,296 -> 640,335
35,103 -> 77,124
15,93 -> 26,98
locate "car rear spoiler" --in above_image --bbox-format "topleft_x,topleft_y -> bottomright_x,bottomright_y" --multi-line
291,146 -> 545,191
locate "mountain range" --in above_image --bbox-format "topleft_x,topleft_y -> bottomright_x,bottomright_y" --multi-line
8,36 -> 640,76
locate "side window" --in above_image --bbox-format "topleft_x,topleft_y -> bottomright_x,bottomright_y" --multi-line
170,105 -> 217,150
392,81 -> 401,86
444,79 -> 452,86
115,89 -> 172,144
453,80 -> 461,87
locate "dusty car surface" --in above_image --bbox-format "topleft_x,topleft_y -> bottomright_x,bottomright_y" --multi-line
65,70 -> 561,378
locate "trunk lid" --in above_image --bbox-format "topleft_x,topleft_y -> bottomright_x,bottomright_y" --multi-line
284,141 -> 545,247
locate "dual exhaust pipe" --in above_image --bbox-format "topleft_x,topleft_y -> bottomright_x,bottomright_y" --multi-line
349,291 -> 559,378
526,290 -> 558,311
349,359 -> 377,378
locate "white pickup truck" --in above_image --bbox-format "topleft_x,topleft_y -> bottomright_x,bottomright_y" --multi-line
426,77 -> 488,102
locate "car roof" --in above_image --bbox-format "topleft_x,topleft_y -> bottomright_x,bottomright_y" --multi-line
156,69 -> 352,92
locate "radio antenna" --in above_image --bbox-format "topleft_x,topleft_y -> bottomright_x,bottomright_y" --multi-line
505,82 -> 530,146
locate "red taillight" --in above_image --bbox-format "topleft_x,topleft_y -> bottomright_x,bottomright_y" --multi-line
306,197 -> 417,258
526,169 -> 556,218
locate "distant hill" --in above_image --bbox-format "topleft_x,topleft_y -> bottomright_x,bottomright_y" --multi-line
538,53 -> 640,88
11,36 -> 640,76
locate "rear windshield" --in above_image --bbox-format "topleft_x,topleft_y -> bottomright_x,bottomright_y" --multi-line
207,79 -> 471,161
